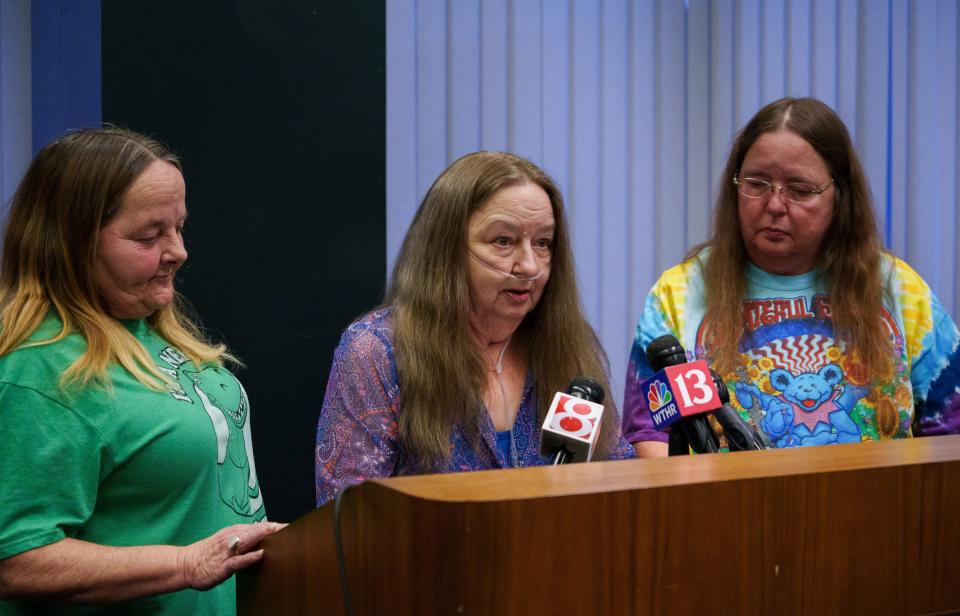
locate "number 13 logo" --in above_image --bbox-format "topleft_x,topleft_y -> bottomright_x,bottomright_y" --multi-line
665,360 -> 718,413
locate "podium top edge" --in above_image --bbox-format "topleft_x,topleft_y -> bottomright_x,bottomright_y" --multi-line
365,434 -> 960,503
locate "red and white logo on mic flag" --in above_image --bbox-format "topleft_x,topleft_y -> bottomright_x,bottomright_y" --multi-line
546,393 -> 603,440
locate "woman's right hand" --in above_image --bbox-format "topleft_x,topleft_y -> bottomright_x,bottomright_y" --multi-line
179,521 -> 287,591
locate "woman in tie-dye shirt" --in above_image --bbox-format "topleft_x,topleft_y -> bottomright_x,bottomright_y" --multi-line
623,98 -> 960,455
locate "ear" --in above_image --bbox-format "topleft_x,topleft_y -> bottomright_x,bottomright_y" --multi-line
769,368 -> 793,392
819,363 -> 843,387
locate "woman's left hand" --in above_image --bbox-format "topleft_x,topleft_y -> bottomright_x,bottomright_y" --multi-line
179,521 -> 287,591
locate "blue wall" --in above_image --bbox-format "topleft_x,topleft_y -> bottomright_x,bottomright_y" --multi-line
0,0 -> 99,214
31,1 -> 100,152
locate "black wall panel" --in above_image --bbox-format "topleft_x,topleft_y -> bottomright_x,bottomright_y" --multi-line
102,1 -> 386,521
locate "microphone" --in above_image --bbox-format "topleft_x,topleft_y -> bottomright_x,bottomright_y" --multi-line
540,376 -> 606,465
642,335 -> 720,455
709,370 -> 766,451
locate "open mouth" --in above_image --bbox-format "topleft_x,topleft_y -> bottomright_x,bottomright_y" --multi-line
503,289 -> 531,302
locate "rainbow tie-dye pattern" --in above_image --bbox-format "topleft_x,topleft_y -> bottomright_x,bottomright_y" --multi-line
623,254 -> 960,448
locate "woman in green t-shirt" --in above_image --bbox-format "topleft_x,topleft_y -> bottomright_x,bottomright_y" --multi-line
0,129 -> 283,615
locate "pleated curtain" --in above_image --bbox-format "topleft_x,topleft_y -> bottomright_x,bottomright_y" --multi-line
387,0 -> 960,405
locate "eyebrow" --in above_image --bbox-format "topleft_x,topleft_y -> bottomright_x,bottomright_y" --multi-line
134,212 -> 189,228
481,216 -> 554,231
741,170 -> 823,184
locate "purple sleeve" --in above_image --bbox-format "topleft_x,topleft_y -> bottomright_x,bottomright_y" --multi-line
622,286 -> 678,445
315,321 -> 401,506
622,339 -> 669,445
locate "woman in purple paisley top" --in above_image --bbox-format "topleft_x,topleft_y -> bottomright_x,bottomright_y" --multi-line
315,152 -> 634,505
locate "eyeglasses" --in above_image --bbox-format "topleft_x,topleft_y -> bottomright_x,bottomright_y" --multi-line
733,173 -> 834,204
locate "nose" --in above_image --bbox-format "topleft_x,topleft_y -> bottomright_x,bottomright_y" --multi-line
512,241 -> 540,277
765,185 -> 789,213
164,232 -> 188,265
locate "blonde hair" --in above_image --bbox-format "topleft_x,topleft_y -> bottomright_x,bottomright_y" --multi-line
0,128 -> 228,390
696,97 -> 896,435
386,151 -> 620,467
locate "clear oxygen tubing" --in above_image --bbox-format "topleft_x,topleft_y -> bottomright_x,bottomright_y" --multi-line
467,250 -> 547,282
470,248 -> 536,466
492,334 -> 520,468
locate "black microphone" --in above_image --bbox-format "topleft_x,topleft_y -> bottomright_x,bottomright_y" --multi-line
709,370 -> 766,451
645,335 -> 720,455
540,376 -> 606,465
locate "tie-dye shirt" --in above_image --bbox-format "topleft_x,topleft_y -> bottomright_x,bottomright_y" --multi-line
316,308 -> 635,506
622,254 -> 960,449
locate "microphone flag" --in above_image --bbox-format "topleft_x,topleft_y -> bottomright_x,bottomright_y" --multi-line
642,359 -> 721,430
540,392 -> 604,462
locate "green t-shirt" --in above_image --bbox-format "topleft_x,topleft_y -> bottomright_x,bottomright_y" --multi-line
0,315 -> 265,615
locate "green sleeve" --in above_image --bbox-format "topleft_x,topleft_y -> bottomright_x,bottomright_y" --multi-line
0,383 -> 112,560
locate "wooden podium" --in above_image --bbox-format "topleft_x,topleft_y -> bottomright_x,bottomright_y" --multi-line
238,435 -> 960,615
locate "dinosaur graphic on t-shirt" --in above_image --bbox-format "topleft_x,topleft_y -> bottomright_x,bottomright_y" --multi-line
184,366 -> 264,516
734,363 -> 868,448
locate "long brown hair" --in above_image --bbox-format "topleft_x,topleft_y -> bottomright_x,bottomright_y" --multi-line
0,127 -> 228,390
698,97 -> 895,434
386,151 -> 619,467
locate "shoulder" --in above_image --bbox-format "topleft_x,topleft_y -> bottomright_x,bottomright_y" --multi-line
880,250 -> 959,337
654,256 -> 704,291
0,380 -> 110,466
335,308 -> 396,368
878,253 -> 952,360
8,312 -> 86,353
879,253 -> 939,325
0,315 -> 86,390
344,307 -> 394,337
881,253 -> 931,296
640,256 -> 705,331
